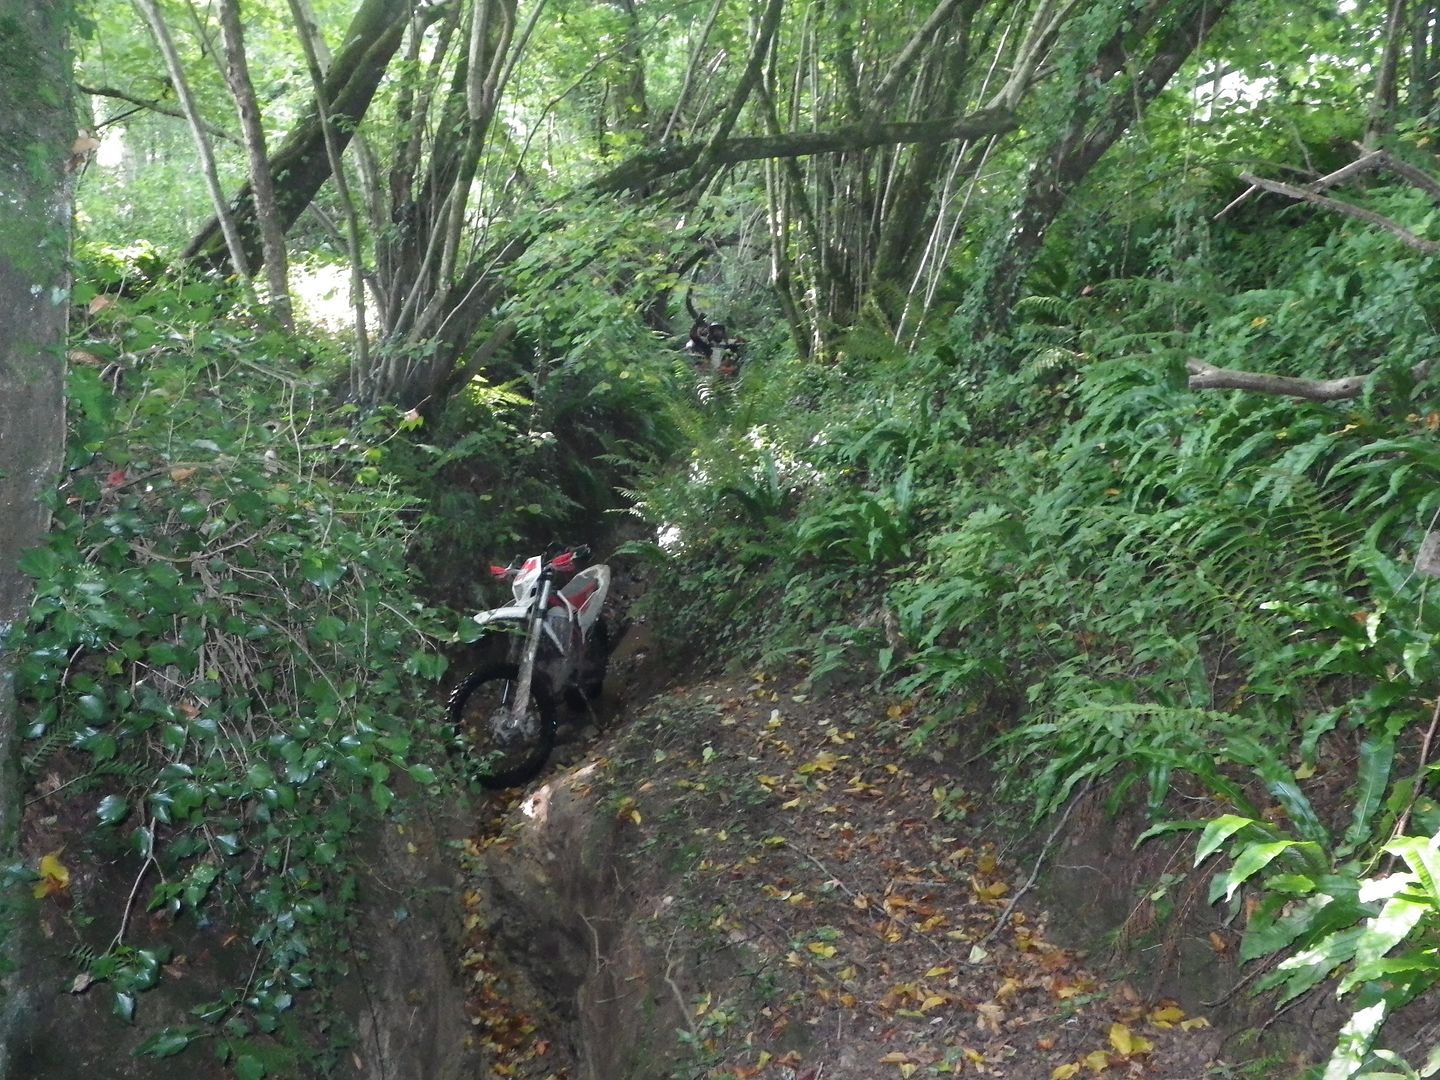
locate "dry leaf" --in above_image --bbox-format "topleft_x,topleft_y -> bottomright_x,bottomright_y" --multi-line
33,851 -> 70,899
1150,1005 -> 1185,1026
975,1002 -> 1004,1033
1051,1066 -> 1081,1080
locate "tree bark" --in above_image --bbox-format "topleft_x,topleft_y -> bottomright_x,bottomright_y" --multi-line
1185,358 -> 1433,402
218,0 -> 294,327
0,0 -> 72,1068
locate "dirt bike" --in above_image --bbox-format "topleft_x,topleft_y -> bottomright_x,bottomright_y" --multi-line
448,545 -> 612,788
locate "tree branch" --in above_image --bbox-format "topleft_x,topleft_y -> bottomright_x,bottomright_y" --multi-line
81,82 -> 241,143
1237,171 -> 1440,254
594,109 -> 1017,194
1185,358 -> 1435,401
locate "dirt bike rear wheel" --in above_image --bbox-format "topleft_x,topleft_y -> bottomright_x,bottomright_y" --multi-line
448,662 -> 556,788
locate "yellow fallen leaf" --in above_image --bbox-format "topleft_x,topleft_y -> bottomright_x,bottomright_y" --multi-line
797,750 -> 844,775
757,1050 -> 772,1069
920,994 -> 948,1012
1052,1066 -> 1081,1080
900,1065 -> 917,1079
1110,1022 -> 1133,1056
1150,1005 -> 1185,1025
1084,1049 -> 1111,1074
807,942 -> 837,958
34,851 -> 69,899
1180,1017 -> 1212,1032
925,965 -> 954,978
878,1052 -> 913,1065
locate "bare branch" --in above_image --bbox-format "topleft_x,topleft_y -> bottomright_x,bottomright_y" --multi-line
1186,358 -> 1435,401
1217,149 -> 1440,219
873,0 -> 976,108
81,82 -> 241,143
1238,171 -> 1440,254
133,0 -> 253,281
1371,150 -> 1440,204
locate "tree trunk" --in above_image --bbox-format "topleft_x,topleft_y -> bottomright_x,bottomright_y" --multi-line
0,0 -> 72,1068
183,0 -> 410,270
136,0 -> 253,280
218,0 -> 294,327
965,0 -> 1232,352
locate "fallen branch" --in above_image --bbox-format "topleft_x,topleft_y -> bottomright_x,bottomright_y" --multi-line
1237,171 -> 1440,255
975,780 -> 1092,952
1185,357 -> 1434,401
1215,148 -> 1440,220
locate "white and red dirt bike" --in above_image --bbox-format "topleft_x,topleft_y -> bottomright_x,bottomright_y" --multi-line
448,546 -> 611,788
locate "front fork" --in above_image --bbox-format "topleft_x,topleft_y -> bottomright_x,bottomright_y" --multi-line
510,577 -> 554,730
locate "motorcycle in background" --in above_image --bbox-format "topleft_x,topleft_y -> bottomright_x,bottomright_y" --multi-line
449,545 -> 611,788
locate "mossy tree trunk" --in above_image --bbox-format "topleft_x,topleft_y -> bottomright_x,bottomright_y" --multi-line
0,0 -> 72,1067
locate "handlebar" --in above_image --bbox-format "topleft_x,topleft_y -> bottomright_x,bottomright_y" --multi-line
488,546 -> 591,580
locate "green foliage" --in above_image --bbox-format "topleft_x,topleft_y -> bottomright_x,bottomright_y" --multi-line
18,264 -> 452,1060
626,145 -> 1440,1070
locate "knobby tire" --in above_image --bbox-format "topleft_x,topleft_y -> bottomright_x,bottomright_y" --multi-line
448,661 -> 556,789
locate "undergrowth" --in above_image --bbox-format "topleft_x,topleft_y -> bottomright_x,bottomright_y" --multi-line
624,175 -> 1440,1077
14,257 -> 460,1072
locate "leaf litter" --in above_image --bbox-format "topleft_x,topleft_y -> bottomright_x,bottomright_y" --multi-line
456,666 -> 1221,1079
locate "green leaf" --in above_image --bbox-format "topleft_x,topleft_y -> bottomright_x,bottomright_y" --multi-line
113,991 -> 135,1024
1194,814 -> 1259,866
407,764 -> 437,785
1386,835 -> 1440,903
1320,995 -> 1388,1080
76,693 -> 107,722
133,1025 -> 200,1058
1339,893 -> 1428,995
1339,734 -> 1395,857
235,1054 -> 267,1080
97,794 -> 129,826
1211,840 -> 1316,904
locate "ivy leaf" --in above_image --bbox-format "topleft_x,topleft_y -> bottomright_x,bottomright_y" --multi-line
96,794 -> 129,826
133,1025 -> 200,1057
235,1054 -> 266,1080
372,782 -> 394,812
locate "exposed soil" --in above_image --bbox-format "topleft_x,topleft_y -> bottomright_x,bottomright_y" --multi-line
453,653 -> 1235,1080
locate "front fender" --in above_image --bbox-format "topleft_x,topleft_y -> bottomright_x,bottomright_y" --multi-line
473,606 -> 530,628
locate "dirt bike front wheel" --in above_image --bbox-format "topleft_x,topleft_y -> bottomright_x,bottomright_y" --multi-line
448,662 -> 557,788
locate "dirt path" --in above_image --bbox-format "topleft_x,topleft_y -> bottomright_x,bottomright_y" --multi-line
451,656 -> 1228,1080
